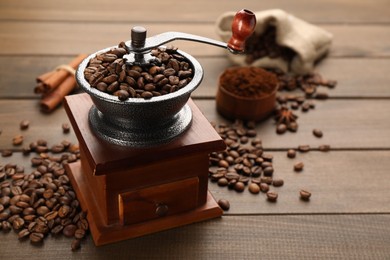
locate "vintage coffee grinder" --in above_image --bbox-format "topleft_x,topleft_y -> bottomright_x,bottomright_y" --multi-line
64,9 -> 256,246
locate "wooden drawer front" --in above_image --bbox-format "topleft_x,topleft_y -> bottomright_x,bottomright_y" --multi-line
118,177 -> 199,225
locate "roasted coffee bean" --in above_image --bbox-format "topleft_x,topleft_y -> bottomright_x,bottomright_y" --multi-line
36,206 -> 50,216
217,177 -> 228,187
313,129 -> 323,138
51,224 -> 63,235
217,199 -> 230,211
276,124 -> 287,134
13,135 -> 24,146
248,183 -> 260,194
1,150 -> 13,157
260,177 -> 273,185
294,162 -> 304,172
272,179 -> 284,187
74,228 -> 86,239
62,123 -> 71,133
288,122 -> 298,132
319,144 -> 331,152
260,183 -> 270,193
238,176 -> 250,184
77,219 -> 89,231
218,160 -> 229,168
234,182 -> 245,192
266,191 -> 278,202
262,154 -> 273,162
71,239 -> 82,251
29,232 -> 44,243
263,167 -> 274,177
2,221 -> 12,231
298,145 -> 310,152
300,190 -> 311,201
20,120 -> 30,130
51,144 -> 65,153
63,224 -> 77,238
12,217 -> 25,230
18,229 -> 30,239
287,149 -> 296,158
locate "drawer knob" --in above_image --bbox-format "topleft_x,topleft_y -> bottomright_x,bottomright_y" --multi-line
155,204 -> 169,217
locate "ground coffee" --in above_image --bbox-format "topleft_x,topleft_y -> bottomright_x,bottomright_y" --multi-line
219,67 -> 277,99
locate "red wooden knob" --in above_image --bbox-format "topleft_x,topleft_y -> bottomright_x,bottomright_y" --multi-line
227,9 -> 256,53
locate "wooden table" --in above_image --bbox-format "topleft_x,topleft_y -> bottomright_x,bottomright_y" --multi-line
1,0 -> 389,259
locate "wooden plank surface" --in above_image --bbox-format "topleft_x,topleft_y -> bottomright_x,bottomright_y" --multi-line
2,57 -> 390,99
1,149 -> 389,215
0,215 -> 389,259
0,0 -> 389,258
0,22 -> 389,57
1,99 -> 390,150
1,0 -> 390,24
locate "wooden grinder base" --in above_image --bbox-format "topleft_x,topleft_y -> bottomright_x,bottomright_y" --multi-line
64,94 -> 225,246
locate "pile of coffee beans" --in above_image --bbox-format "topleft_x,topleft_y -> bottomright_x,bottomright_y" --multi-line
0,137 -> 88,251
84,42 -> 193,100
267,68 -> 337,135
244,25 -> 296,64
209,120 -> 282,203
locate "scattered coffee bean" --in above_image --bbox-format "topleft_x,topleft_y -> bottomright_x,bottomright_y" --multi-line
266,191 -> 278,202
298,145 -> 310,152
313,129 -> 323,138
319,144 -> 331,152
20,120 -> 30,130
287,149 -> 296,158
218,199 -> 230,211
74,228 -> 86,239
272,179 -> 284,187
217,177 -> 228,187
234,182 -> 245,192
294,162 -> 304,172
263,167 -> 274,177
248,183 -> 260,194
260,183 -> 270,193
2,150 -> 13,157
276,124 -> 287,134
18,229 -> 30,239
62,123 -> 71,133
71,239 -> 81,251
29,232 -> 44,243
300,190 -> 311,201
63,224 -> 77,238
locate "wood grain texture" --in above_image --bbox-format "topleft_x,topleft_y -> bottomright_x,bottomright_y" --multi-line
0,0 -> 389,258
1,99 -> 390,150
0,22 -> 389,57
1,56 -> 390,99
209,150 -> 390,214
2,149 -> 389,215
1,0 -> 390,24
0,215 -> 389,259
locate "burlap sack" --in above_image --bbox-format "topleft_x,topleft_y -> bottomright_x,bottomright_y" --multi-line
216,9 -> 333,75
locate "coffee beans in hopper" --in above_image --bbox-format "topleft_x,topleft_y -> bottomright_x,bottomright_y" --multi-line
84,43 -> 194,100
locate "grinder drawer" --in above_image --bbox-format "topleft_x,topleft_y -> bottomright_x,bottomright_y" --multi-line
118,177 -> 199,225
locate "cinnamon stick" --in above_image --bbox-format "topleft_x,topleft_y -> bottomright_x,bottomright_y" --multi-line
40,74 -> 77,113
36,54 -> 87,93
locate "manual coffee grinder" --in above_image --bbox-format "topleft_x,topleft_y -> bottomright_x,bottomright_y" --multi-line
64,9 -> 256,246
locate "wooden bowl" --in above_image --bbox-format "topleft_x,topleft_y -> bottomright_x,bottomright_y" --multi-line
216,71 -> 277,122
